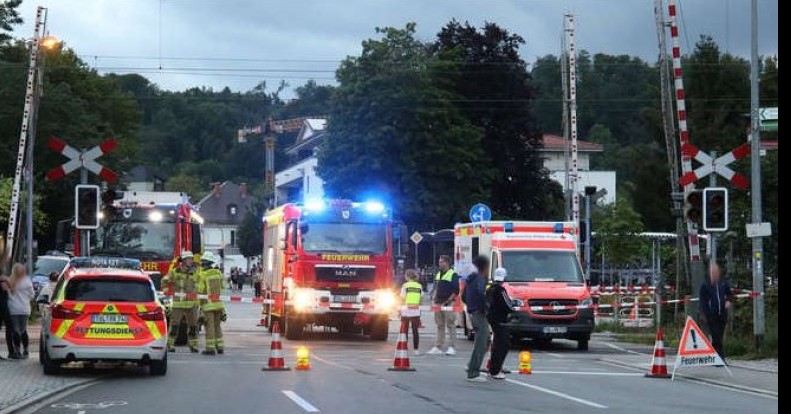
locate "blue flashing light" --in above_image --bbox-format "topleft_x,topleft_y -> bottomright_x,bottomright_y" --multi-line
504,222 -> 514,233
553,223 -> 564,233
305,199 -> 326,212
364,201 -> 385,214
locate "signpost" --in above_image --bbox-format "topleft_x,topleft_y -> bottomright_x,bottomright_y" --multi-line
410,231 -> 423,270
759,107 -> 778,131
672,317 -> 730,378
469,203 -> 492,223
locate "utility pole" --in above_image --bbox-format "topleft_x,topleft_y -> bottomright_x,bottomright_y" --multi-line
561,31 -> 571,221
563,14 -> 580,244
749,0 -> 765,350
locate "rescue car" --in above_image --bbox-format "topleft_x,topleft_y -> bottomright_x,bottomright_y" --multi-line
38,257 -> 168,375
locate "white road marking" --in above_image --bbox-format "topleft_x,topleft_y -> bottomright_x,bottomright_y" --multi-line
532,370 -> 643,376
282,390 -> 320,412
505,378 -> 608,409
604,342 -> 643,355
544,352 -> 564,358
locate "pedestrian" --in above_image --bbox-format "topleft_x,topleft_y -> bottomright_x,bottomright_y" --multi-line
699,262 -> 732,363
163,251 -> 200,353
253,269 -> 263,298
197,252 -> 226,355
486,267 -> 516,379
236,269 -> 245,292
465,255 -> 491,382
0,271 -> 14,360
7,263 -> 34,359
426,255 -> 460,356
400,269 -> 423,356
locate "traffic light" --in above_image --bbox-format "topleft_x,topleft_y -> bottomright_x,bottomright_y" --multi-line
683,189 -> 703,224
703,187 -> 728,232
75,185 -> 100,229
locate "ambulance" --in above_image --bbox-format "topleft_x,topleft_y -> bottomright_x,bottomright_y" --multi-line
455,221 -> 594,350
38,257 -> 168,375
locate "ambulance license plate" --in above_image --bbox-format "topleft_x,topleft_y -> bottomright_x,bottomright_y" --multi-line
91,314 -> 128,324
333,295 -> 358,303
543,326 -> 567,334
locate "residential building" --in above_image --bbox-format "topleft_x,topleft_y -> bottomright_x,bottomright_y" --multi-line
539,134 -> 617,205
275,118 -> 327,205
195,181 -> 255,273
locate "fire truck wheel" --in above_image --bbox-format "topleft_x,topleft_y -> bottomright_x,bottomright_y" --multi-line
369,316 -> 389,341
284,316 -> 303,340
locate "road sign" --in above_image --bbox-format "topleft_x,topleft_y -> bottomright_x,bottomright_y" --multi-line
759,107 -> 778,121
672,317 -> 728,377
410,231 -> 423,245
679,143 -> 750,190
469,203 -> 491,223
745,222 -> 772,238
46,136 -> 118,183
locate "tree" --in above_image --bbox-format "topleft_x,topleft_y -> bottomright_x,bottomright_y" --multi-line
432,21 -> 563,219
236,209 -> 262,259
0,0 -> 21,46
318,24 -> 491,227
594,197 -> 645,268
165,174 -> 205,201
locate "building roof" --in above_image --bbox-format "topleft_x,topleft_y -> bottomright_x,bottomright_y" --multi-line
124,165 -> 165,183
286,118 -> 328,156
539,134 -> 604,152
195,181 -> 255,225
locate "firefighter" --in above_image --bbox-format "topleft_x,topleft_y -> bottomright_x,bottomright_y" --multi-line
163,250 -> 200,352
197,251 -> 226,355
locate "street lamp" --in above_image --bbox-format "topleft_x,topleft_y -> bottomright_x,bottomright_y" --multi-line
40,35 -> 61,50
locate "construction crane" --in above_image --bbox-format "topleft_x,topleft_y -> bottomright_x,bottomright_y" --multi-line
236,116 -> 327,207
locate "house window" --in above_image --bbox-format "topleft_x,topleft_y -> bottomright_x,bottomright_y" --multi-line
230,230 -> 236,247
228,204 -> 238,216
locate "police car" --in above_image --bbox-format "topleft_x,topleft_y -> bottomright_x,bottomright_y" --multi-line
38,257 -> 168,376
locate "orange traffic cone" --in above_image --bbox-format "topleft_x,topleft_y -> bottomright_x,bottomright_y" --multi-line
388,321 -> 415,371
645,328 -> 671,378
261,321 -> 290,371
629,299 -> 639,320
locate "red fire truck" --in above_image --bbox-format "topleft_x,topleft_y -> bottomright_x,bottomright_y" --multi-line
261,199 -> 397,340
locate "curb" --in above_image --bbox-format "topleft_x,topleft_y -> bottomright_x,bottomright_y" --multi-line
0,377 -> 101,414
598,358 -> 778,398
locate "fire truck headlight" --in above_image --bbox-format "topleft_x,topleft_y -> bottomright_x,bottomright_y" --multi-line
305,199 -> 326,212
149,211 -> 164,222
293,289 -> 314,310
376,290 -> 397,311
364,201 -> 385,214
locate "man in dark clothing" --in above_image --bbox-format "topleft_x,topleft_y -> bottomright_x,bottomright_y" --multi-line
465,255 -> 490,382
0,276 -> 12,360
699,262 -> 732,361
486,267 -> 516,379
427,255 -> 460,355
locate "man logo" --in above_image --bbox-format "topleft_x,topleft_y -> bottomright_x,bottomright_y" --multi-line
549,301 -> 561,308
342,210 -> 350,219
123,209 -> 132,219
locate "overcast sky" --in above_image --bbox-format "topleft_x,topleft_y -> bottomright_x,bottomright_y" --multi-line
14,0 -> 778,95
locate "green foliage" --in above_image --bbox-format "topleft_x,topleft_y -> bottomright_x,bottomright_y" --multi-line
0,177 -> 48,233
0,0 -> 22,46
164,174 -> 205,201
593,196 -> 645,267
236,209 -> 263,259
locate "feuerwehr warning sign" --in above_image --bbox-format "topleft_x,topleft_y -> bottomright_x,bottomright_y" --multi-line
672,316 -> 731,377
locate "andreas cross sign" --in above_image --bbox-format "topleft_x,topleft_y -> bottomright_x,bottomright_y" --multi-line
45,136 -> 118,183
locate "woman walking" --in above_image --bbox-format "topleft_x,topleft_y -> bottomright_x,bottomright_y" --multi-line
8,263 -> 34,359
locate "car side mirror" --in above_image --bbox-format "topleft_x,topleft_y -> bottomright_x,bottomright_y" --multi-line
36,294 -> 50,304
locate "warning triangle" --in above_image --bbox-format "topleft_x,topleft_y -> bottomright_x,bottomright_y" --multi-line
678,316 -> 717,356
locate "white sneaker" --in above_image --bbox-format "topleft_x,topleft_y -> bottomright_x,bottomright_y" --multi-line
467,375 -> 487,382
445,347 -> 457,356
427,347 -> 442,355
413,350 -> 421,356
488,372 -> 506,379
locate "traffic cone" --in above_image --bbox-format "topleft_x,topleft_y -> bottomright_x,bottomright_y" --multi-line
388,321 -> 416,371
629,299 -> 639,320
645,328 -> 671,378
257,306 -> 267,327
261,321 -> 290,371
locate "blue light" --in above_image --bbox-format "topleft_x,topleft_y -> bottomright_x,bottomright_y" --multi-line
364,201 -> 385,214
305,199 -> 326,212
553,223 -> 564,233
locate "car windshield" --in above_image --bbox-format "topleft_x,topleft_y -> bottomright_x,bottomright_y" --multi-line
302,223 -> 387,254
501,251 -> 584,283
94,215 -> 175,261
64,278 -> 154,302
33,258 -> 68,276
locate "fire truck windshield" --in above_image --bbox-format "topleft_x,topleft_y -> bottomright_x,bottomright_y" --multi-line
93,213 -> 175,261
301,223 -> 387,254
501,251 -> 583,283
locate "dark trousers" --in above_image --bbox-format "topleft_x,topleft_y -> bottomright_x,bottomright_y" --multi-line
1,312 -> 13,356
254,282 -> 262,298
705,313 -> 728,359
401,316 -> 420,350
488,320 -> 510,375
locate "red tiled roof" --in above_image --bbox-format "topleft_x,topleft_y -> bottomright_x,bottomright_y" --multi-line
540,134 -> 604,152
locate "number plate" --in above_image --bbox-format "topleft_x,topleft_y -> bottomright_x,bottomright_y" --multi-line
332,295 -> 358,303
91,314 -> 129,324
542,326 -> 567,334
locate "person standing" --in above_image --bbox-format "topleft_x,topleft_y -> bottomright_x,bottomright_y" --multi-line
486,267 -> 516,379
0,272 -> 14,359
400,269 -> 423,356
465,255 -> 490,382
253,268 -> 263,298
197,252 -> 226,355
427,255 -> 460,356
7,263 -> 34,359
163,251 -> 200,353
699,262 -> 732,362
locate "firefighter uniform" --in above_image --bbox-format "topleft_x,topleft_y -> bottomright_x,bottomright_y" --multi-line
198,252 -> 225,355
163,251 -> 200,352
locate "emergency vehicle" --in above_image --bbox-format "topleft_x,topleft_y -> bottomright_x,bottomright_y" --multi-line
455,221 -> 594,350
261,199 -> 397,340
38,257 -> 168,375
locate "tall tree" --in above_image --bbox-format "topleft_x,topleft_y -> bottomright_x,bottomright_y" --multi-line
318,24 -> 491,227
236,209 -> 263,260
0,0 -> 21,46
433,21 -> 562,220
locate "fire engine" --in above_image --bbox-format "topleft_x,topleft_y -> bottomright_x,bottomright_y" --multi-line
261,199 -> 397,340
455,221 -> 594,350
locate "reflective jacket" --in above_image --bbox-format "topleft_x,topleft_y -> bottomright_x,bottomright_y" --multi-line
162,267 -> 199,308
198,267 -> 225,312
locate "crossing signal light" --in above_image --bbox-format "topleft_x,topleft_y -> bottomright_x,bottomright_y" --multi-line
703,187 -> 728,232
683,189 -> 703,224
75,185 -> 100,229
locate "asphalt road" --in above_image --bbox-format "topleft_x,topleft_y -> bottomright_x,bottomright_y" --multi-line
21,301 -> 778,414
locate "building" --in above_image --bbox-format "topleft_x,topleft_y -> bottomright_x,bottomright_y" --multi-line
274,118 -> 327,205
122,165 -> 165,192
195,181 -> 255,273
539,134 -> 617,205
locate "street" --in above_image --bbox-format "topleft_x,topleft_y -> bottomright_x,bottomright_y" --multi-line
6,297 -> 777,414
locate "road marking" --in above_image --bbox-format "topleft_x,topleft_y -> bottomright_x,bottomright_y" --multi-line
604,342 -> 643,355
505,379 -> 608,409
282,390 -> 320,412
533,370 -> 643,376
544,352 -> 564,358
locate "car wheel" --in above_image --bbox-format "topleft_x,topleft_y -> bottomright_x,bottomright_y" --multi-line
577,338 -> 589,351
42,345 -> 61,376
369,316 -> 389,341
150,353 -> 168,376
284,315 -> 303,340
